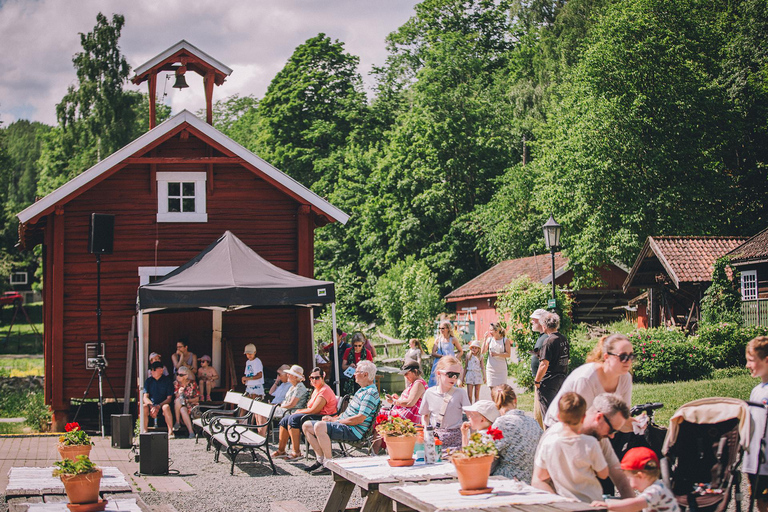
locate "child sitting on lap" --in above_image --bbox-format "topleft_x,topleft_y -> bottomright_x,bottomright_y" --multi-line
534,392 -> 608,502
591,447 -> 679,512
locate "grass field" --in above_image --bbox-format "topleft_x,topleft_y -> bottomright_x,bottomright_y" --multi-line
515,368 -> 756,425
0,302 -> 43,354
0,356 -> 44,377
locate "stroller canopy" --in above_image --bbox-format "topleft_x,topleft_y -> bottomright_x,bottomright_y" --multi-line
663,397 -> 751,454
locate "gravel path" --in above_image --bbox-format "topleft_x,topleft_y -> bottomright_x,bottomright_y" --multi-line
138,438 -> 363,512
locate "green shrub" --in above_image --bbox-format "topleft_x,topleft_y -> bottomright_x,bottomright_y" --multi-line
700,257 -> 742,326
495,277 -> 573,334
629,329 -> 713,383
569,337 -> 596,372
24,391 -> 51,431
697,322 -> 768,368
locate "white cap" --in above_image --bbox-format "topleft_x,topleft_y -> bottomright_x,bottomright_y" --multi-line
530,309 -> 548,320
463,400 -> 500,423
244,343 -> 257,354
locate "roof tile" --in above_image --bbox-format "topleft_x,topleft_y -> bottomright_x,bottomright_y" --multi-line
727,227 -> 768,263
651,236 -> 746,283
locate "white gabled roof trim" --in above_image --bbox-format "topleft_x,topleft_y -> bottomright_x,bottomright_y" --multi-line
17,110 -> 349,225
133,40 -> 233,78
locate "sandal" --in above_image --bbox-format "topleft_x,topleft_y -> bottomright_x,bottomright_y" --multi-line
271,450 -> 287,458
284,452 -> 302,461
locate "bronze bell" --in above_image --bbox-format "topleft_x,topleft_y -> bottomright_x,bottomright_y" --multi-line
172,72 -> 189,90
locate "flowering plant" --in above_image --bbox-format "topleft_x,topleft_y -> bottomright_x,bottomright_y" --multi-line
375,413 -> 417,437
58,422 -> 92,446
450,427 -> 503,459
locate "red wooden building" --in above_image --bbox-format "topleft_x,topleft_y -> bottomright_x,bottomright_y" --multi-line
16,42 -> 348,428
445,253 -> 636,334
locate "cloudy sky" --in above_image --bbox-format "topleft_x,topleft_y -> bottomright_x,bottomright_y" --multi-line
0,0 -> 419,126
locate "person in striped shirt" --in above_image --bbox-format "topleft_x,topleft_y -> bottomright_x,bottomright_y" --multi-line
303,360 -> 380,475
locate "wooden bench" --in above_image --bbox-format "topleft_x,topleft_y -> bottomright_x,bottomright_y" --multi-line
194,393 -> 251,450
211,399 -> 278,475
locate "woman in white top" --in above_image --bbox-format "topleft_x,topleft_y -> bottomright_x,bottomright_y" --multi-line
544,333 -> 634,428
428,321 -> 464,387
482,322 -> 512,387
419,355 -> 470,449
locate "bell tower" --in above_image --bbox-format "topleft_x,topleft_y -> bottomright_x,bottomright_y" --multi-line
131,40 -> 233,128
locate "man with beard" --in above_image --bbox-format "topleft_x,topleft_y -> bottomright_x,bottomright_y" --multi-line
532,393 -> 633,498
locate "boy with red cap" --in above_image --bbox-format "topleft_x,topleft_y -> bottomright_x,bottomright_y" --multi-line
591,447 -> 679,512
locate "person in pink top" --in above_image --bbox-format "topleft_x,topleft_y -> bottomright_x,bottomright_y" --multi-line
271,367 -> 338,460
373,362 -> 427,453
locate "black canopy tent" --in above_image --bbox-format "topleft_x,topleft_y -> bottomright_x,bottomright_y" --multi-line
136,231 -> 343,427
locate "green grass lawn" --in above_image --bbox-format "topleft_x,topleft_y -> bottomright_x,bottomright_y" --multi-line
515,368 -> 756,426
0,302 -> 43,355
0,356 -> 44,377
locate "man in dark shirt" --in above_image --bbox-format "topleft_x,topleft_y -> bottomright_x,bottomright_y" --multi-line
533,312 -> 569,419
142,361 -> 174,434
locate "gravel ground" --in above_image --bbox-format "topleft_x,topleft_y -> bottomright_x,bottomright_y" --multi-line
138,438 -> 364,512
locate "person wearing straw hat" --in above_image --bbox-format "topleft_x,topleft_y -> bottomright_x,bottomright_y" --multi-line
257,365 -> 309,435
460,340 -> 485,404
197,355 -> 218,402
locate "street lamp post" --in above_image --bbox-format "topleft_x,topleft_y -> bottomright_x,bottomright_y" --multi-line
542,214 -> 562,304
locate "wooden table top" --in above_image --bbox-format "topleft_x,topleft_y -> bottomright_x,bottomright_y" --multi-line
325,456 -> 457,490
378,478 -> 602,512
5,467 -> 132,498
12,498 -> 144,512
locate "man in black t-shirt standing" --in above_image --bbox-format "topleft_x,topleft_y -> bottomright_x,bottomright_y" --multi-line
142,361 -> 174,435
533,312 -> 569,422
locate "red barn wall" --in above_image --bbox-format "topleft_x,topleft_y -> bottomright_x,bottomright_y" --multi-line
42,131 -> 314,411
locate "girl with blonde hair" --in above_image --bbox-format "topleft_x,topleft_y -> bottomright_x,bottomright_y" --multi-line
419,355 -> 470,449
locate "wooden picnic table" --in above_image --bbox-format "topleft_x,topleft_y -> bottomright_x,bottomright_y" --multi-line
378,478 -> 603,512
4,466 -> 132,499
8,498 -> 145,512
323,456 -> 458,512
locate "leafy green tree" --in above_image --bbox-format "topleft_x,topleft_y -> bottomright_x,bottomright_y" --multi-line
700,257 -> 742,326
373,257 -> 443,339
255,34 -> 366,195
37,13 -> 141,196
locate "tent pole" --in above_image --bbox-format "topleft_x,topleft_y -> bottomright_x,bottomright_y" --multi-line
331,303 -> 340,396
137,312 -> 146,433
309,307 -> 315,368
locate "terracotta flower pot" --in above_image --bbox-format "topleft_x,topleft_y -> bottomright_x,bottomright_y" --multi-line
60,469 -> 102,505
451,454 -> 494,491
385,435 -> 416,466
58,444 -> 92,461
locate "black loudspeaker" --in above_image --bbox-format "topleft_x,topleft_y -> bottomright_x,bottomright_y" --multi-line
139,432 -> 168,475
111,414 -> 133,449
88,213 -> 115,254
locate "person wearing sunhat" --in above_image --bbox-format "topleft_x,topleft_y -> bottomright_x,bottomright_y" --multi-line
257,365 -> 309,435
242,343 -> 264,398
197,355 -> 218,402
268,364 -> 293,405
460,340 -> 485,404
591,447 -> 679,512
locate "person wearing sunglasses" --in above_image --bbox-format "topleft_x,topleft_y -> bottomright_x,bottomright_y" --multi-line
543,333 -> 635,431
533,393 -> 633,498
271,367 -> 337,460
428,321 -> 464,387
419,355 -> 470,449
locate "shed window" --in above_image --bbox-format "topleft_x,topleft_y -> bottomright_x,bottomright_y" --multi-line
741,270 -> 758,301
156,172 -> 207,223
9,272 -> 27,285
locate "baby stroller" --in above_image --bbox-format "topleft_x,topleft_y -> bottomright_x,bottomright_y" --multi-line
661,397 -> 751,512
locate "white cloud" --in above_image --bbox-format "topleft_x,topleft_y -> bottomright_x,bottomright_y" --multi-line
0,0 -> 417,125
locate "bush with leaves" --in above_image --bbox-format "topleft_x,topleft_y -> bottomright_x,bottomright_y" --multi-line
629,329 -> 713,383
697,322 -> 768,368
700,257 -> 742,326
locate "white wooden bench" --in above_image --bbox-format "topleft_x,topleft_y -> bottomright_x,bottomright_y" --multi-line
195,393 -> 252,450
211,399 -> 278,475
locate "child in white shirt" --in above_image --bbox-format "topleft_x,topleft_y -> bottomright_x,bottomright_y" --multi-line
534,392 -> 608,502
591,446 -> 679,512
744,336 -> 768,512
241,343 -> 264,398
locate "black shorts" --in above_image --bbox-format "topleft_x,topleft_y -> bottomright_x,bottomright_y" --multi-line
748,473 -> 768,502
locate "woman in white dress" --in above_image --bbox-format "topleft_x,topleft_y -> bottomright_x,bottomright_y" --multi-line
482,322 -> 512,388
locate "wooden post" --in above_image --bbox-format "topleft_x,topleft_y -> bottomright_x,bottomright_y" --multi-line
204,71 -> 215,125
297,206 -> 314,374
148,74 -> 157,129
52,208 -> 67,430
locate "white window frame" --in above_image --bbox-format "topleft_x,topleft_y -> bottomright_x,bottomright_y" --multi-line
741,270 -> 758,301
9,272 -> 27,285
156,172 -> 207,223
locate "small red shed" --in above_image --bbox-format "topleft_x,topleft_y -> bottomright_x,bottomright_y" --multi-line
16,42 -> 348,429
